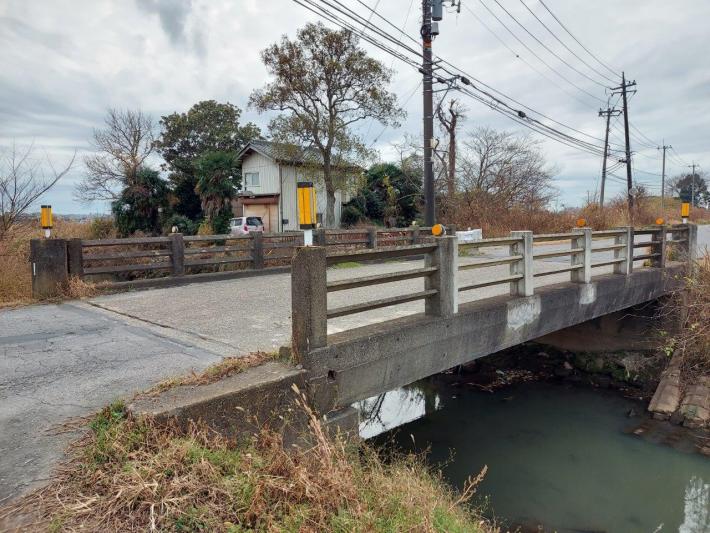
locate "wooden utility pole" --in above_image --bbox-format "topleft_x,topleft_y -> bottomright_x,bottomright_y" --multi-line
688,162 -> 699,207
611,73 -> 637,211
598,107 -> 621,207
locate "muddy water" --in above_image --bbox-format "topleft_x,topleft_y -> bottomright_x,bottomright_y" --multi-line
363,380 -> 710,533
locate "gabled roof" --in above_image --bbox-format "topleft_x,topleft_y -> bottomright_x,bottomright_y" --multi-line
237,140 -> 361,172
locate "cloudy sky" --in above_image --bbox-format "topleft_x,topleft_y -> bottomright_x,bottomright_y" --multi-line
1,0 -> 708,214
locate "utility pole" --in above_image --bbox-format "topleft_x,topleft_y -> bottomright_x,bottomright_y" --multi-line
688,162 -> 698,207
611,73 -> 637,212
658,142 -> 671,214
598,107 -> 621,207
422,0 -> 435,226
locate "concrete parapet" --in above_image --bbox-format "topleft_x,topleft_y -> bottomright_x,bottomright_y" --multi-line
302,265 -> 685,411
29,238 -> 68,299
425,235 -> 457,317
129,361 -> 308,443
510,231 -> 533,296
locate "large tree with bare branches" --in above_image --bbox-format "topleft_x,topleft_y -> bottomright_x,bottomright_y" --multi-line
1,143 -> 74,240
250,22 -> 404,227
75,108 -> 155,203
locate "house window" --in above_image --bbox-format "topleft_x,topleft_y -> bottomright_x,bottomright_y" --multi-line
244,172 -> 260,188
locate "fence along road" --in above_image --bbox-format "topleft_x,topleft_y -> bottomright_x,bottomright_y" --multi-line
1,224 -> 706,503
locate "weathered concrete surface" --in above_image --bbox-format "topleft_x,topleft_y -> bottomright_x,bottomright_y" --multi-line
29,239 -> 68,299
0,302 -> 226,504
648,358 -> 683,420
535,305 -> 662,352
680,376 -> 710,429
303,266 -> 685,410
129,361 -> 307,442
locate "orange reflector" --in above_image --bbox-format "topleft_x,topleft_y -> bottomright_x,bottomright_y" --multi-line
40,205 -> 53,229
655,217 -> 665,225
575,218 -> 587,228
431,223 -> 445,236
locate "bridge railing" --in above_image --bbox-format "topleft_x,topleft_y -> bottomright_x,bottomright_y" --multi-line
290,239 -> 457,358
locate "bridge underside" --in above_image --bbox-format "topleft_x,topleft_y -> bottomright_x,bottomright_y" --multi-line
303,264 -> 685,412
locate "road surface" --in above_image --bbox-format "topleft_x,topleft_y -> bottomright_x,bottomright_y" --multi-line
1,225 -> 707,503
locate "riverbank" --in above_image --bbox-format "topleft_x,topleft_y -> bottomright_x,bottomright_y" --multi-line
0,398 -> 497,532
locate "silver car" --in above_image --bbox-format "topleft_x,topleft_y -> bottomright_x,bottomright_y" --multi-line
230,216 -> 264,235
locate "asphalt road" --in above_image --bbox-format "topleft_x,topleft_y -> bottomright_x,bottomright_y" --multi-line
1,225 -> 707,503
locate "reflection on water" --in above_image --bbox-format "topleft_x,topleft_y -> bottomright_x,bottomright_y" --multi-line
680,477 -> 710,533
363,380 -> 710,533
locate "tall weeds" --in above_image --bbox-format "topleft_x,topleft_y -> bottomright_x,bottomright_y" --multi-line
0,399 -> 493,532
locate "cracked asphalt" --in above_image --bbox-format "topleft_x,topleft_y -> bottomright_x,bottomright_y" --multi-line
1,226 -> 707,503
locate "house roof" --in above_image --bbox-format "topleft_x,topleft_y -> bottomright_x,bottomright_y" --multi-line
237,140 -> 360,172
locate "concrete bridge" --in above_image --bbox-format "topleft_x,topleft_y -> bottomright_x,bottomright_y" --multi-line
290,225 -> 698,418
0,223 -> 700,502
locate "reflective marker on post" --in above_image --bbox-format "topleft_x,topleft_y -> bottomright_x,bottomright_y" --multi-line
681,202 -> 690,224
40,205 -> 53,238
431,223 -> 445,237
297,182 -> 316,246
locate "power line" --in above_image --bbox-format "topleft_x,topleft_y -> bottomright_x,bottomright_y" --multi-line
472,0 -> 608,104
462,3 -> 604,112
537,0 -> 619,78
516,0 -> 618,85
487,0 -> 611,88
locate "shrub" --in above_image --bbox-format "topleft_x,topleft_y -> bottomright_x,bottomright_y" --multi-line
164,214 -> 199,236
89,217 -> 115,239
341,204 -> 364,227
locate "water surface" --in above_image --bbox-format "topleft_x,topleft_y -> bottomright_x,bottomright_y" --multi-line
365,380 -> 710,533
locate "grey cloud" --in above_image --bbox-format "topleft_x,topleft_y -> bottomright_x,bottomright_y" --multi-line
137,0 -> 191,44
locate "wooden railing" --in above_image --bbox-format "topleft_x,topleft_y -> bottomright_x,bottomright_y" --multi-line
66,226 -> 435,285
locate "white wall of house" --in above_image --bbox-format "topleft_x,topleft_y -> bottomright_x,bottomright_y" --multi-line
240,151 -> 349,231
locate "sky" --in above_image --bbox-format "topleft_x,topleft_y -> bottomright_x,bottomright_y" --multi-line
1,0 -> 708,214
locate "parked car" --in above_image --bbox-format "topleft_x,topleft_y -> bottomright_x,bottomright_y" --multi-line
230,216 -> 264,235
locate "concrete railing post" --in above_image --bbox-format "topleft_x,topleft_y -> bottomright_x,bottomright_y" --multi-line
169,233 -> 185,276
510,231 -> 533,297
425,235 -> 458,317
67,238 -> 84,278
571,228 -> 592,283
251,231 -> 264,270
651,226 -> 668,269
673,224 -> 698,268
29,239 -> 68,299
291,246 -> 328,361
367,227 -> 377,249
614,226 -> 633,275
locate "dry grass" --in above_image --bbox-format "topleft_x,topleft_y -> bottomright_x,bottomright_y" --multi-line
141,352 -> 279,397
448,194 -> 710,238
661,253 -> 710,382
0,396 -> 494,533
0,220 -> 97,308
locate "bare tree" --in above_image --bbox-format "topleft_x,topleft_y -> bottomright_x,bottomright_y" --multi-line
0,143 -> 74,240
458,127 -> 556,209
75,108 -> 155,202
436,98 -> 467,197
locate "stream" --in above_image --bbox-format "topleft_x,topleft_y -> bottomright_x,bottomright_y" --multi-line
362,379 -> 710,533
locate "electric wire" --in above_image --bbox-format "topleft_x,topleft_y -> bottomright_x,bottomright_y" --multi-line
516,0 -> 618,85
537,0 -> 619,78
487,0 -> 611,88
473,0 -> 608,105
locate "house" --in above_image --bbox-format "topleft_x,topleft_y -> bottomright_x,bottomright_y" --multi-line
234,140 -> 357,232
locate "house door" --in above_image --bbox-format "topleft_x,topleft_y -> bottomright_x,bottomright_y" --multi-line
244,204 -> 280,232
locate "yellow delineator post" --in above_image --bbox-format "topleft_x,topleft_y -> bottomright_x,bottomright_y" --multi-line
297,181 -> 316,245
681,202 -> 690,224
40,205 -> 53,238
